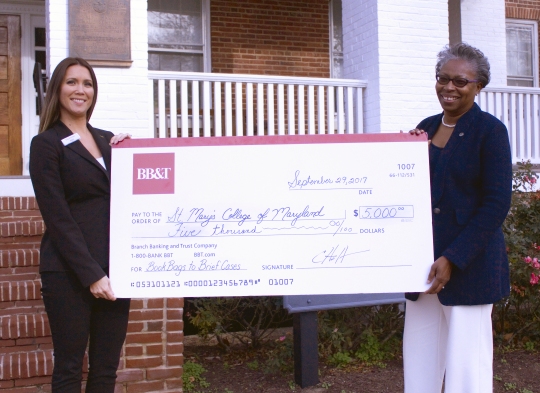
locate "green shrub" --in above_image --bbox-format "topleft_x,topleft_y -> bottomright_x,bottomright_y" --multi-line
189,296 -> 292,349
328,351 -> 353,368
182,361 -> 210,392
354,328 -> 387,367
263,333 -> 294,374
318,304 -> 403,365
497,160 -> 540,345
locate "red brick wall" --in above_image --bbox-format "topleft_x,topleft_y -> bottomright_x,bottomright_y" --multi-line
211,0 -> 330,77
0,197 -> 184,392
506,0 -> 540,84
0,197 -> 42,251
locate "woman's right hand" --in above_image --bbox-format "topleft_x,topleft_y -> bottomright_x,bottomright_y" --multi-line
424,256 -> 452,294
400,128 -> 431,144
408,128 -> 425,136
110,133 -> 131,145
90,276 -> 116,301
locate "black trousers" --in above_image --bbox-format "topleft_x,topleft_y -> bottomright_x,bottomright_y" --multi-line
41,272 -> 131,393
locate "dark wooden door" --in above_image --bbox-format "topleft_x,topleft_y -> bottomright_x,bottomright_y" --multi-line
0,15 -> 21,175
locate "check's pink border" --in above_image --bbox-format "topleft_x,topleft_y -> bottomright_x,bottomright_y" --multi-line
114,133 -> 427,148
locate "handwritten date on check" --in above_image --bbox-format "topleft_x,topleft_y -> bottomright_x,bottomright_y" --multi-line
109,134 -> 433,298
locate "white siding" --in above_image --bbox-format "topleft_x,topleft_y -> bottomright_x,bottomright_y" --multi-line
47,0 -> 68,69
460,0 -> 507,87
342,0 -> 381,133
46,0 -> 151,137
342,0 -> 448,133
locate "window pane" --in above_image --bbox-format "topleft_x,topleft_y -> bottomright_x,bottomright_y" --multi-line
148,0 -> 206,73
149,52 -> 203,72
506,24 -> 534,78
332,0 -> 343,53
331,0 -> 343,79
35,27 -> 45,47
148,0 -> 201,13
333,57 -> 343,79
148,0 -> 203,48
35,50 -> 46,70
507,78 -> 534,87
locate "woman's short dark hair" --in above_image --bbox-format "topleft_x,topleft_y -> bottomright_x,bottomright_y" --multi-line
39,57 -> 98,133
435,43 -> 491,88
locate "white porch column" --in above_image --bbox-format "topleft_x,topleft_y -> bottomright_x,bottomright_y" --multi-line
45,0 -> 151,137
342,0 -> 448,133
460,0 -> 507,87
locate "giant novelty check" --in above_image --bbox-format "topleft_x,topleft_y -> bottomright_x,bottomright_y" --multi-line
109,134 -> 433,298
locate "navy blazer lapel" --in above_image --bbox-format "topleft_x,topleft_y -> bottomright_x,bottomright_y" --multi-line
426,114 -> 444,205
429,104 -> 480,206
55,121 -> 110,181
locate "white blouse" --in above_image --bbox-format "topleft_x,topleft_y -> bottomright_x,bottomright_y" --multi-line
95,156 -> 106,169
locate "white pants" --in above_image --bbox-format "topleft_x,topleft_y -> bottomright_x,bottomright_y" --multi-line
403,294 -> 493,393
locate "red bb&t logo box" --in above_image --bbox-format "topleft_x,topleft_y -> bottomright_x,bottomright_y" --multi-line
132,153 -> 175,195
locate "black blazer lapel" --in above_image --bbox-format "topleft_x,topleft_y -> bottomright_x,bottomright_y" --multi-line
89,125 -> 111,180
54,121 -> 110,181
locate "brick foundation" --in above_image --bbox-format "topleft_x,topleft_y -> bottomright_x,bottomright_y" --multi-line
0,197 -> 184,392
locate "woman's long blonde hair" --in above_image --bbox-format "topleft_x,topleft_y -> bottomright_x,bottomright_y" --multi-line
38,57 -> 98,133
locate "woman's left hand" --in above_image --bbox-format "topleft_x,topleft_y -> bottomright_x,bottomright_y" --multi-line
424,256 -> 452,294
90,276 -> 117,301
110,133 -> 131,145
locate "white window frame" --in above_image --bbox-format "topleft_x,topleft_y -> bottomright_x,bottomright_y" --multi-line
148,0 -> 211,73
506,19 -> 539,87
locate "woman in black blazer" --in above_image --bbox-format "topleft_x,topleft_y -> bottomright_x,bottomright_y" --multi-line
30,57 -> 131,392
403,44 -> 513,393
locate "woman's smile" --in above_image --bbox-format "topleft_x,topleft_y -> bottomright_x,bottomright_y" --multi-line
59,64 -> 95,121
436,59 -> 482,119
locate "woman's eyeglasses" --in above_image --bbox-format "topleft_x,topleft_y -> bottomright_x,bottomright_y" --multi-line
436,74 -> 479,88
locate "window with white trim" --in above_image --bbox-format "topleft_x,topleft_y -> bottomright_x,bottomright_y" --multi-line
506,19 -> 538,87
148,0 -> 210,72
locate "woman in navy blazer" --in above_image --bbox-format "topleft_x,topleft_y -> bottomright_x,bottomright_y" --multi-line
403,44 -> 512,393
30,58 -> 131,392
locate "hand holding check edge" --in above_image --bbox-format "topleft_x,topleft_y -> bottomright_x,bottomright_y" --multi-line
110,133 -> 131,145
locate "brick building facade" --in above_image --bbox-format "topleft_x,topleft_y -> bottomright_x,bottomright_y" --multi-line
1,0 -> 540,392
210,0 -> 330,78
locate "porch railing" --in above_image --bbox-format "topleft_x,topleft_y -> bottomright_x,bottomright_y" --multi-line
477,86 -> 540,164
148,71 -> 367,138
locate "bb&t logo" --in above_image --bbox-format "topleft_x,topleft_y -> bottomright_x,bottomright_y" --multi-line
137,167 -> 172,180
133,153 -> 174,194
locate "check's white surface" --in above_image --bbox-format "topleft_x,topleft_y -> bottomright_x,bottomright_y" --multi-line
110,135 -> 433,298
